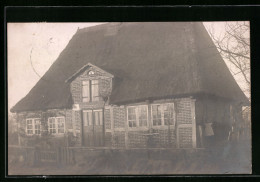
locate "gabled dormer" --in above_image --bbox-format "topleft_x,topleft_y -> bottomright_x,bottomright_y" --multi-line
66,63 -> 113,105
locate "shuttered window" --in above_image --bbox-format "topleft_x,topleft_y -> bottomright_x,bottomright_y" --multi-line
82,80 -> 100,102
91,80 -> 100,101
82,81 -> 90,102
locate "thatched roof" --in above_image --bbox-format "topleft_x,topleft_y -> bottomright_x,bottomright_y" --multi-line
11,22 -> 249,112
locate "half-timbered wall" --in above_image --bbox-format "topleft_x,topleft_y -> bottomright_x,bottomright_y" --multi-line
104,97 -> 196,149
15,109 -> 78,147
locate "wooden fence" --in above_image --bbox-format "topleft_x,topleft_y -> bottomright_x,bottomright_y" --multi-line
8,145 -> 75,166
9,145 -> 208,167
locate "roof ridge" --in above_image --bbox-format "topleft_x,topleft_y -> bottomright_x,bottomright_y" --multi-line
77,22 -> 128,33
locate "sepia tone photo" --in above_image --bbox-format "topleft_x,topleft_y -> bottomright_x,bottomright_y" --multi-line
8,22 -> 251,175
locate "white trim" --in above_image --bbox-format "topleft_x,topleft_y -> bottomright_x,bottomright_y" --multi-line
48,117 -> 66,135
26,118 -> 41,136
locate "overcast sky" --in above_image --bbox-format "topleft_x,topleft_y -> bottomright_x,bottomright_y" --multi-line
7,22 -> 249,112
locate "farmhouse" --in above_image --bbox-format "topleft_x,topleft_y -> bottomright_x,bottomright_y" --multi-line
11,22 -> 249,149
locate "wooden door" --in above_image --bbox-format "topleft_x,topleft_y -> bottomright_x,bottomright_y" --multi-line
82,110 -> 104,147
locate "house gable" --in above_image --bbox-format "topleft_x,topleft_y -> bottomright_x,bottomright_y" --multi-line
69,63 -> 113,107
66,63 -> 114,83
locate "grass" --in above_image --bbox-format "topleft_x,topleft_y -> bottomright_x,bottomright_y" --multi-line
8,140 -> 251,175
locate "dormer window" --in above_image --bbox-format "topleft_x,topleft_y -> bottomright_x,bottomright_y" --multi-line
82,80 -> 100,102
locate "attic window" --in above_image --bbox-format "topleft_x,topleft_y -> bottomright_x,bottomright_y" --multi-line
88,70 -> 95,75
82,80 -> 101,102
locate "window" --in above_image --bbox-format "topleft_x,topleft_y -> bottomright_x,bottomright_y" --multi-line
152,105 -> 162,126
163,104 -> 175,125
88,70 -> 95,75
91,80 -> 100,101
83,110 -> 103,126
83,111 -> 92,126
82,81 -> 90,102
127,105 -> 148,128
82,80 -> 100,102
26,118 -> 41,135
152,103 -> 175,127
48,117 -> 65,134
128,107 -> 137,127
94,110 -> 103,125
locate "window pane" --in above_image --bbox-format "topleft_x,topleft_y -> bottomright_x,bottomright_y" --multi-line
82,81 -> 90,102
83,112 -> 88,126
57,118 -> 65,133
34,119 -> 41,135
27,119 -> 32,124
91,80 -> 100,101
164,104 -> 174,125
34,119 -> 40,124
94,111 -> 99,125
138,106 -> 147,127
88,112 -> 92,126
128,108 -> 136,119
99,111 -> 103,125
152,105 -> 162,126
48,118 -> 56,134
128,107 -> 137,127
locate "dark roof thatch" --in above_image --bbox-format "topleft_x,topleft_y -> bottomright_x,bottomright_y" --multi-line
11,22 -> 249,112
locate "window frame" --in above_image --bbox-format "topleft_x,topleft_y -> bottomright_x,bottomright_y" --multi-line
82,79 -> 101,102
83,109 -> 103,126
82,80 -> 90,102
151,103 -> 175,128
48,117 -> 66,135
83,110 -> 93,126
127,105 -> 149,130
26,118 -> 41,136
93,109 -> 103,126
91,80 -> 100,102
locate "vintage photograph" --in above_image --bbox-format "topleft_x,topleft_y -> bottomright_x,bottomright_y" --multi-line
8,22 -> 251,175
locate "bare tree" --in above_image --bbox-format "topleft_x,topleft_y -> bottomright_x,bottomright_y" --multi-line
207,22 -> 250,100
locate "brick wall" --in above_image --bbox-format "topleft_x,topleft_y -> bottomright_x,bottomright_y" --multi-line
178,127 -> 192,148
113,131 -> 125,148
113,107 -> 125,129
104,109 -> 111,130
151,129 -> 176,148
128,131 -> 148,148
176,98 -> 192,124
